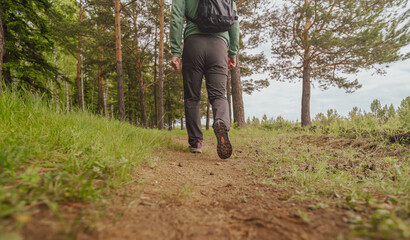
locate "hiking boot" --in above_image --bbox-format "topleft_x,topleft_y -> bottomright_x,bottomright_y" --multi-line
213,120 -> 232,159
190,139 -> 202,153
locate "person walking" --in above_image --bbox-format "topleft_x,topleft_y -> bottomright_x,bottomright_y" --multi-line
169,0 -> 239,159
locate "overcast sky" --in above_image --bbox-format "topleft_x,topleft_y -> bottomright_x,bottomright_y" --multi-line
242,55 -> 410,122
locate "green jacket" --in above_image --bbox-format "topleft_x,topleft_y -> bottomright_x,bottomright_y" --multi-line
169,0 -> 240,58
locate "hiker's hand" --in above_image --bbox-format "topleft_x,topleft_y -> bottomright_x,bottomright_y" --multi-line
171,56 -> 181,73
228,57 -> 236,70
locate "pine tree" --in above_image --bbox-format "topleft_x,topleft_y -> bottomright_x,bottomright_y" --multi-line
76,0 -> 84,109
231,54 -> 245,127
157,0 -> 165,129
231,0 -> 271,128
115,0 -> 126,120
1,0 -> 61,92
269,0 -> 410,126
0,9 -> 4,94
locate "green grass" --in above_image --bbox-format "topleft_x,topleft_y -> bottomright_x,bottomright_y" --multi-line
230,127 -> 409,239
0,90 -> 172,233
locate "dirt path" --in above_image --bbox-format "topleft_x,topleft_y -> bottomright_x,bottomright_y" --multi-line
93,136 -> 349,240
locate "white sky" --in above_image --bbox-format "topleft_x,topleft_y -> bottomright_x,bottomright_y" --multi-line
243,57 -> 410,121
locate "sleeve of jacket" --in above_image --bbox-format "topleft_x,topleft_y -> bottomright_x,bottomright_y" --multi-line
228,2 -> 239,58
170,0 -> 185,58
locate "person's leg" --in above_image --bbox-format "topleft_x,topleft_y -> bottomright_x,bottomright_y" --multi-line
204,36 -> 230,129
204,36 -> 232,159
182,35 -> 206,148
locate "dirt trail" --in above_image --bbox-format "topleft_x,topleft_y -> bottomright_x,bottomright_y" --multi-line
93,136 -> 349,240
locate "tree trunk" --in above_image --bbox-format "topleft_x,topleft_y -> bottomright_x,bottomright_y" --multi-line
81,55 -> 85,110
0,10 -> 4,95
154,25 -> 158,128
92,71 -> 95,112
76,0 -> 83,109
138,65 -> 147,127
168,113 -> 172,130
301,62 -> 311,127
105,78 -> 109,117
181,117 -> 184,130
157,0 -> 165,130
115,0 -> 126,120
133,13 -> 147,127
231,54 -> 245,128
64,55 -> 70,112
301,6 -> 312,127
13,34 -> 20,91
111,94 -> 114,119
206,99 -> 210,130
54,47 -> 60,104
227,71 -> 232,123
154,85 -> 158,126
98,47 -> 105,116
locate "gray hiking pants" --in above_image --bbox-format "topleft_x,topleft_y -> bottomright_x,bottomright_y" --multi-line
182,34 -> 230,147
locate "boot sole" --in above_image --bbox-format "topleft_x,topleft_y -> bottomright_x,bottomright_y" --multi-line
213,121 -> 232,159
190,147 -> 202,153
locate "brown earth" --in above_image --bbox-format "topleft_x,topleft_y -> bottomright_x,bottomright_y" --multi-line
22,136 -> 352,240
93,136 -> 350,240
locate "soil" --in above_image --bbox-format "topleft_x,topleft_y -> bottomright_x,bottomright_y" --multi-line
22,136 -> 352,240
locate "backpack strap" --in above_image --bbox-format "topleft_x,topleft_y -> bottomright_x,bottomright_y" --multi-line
186,15 -> 238,24
186,15 -> 198,25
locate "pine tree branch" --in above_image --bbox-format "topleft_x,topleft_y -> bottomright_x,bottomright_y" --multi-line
144,72 -> 173,90
314,0 -> 338,34
237,0 -> 249,7
291,40 -> 305,61
312,60 -> 369,71
120,0 -> 139,12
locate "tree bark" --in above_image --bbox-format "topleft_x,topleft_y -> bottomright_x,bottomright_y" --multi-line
111,94 -> 114,119
115,0 -> 126,120
231,54 -> 245,128
64,55 -> 70,112
0,10 -> 5,95
157,0 -> 165,130
301,61 -> 311,127
98,47 -> 105,116
76,0 -> 83,109
81,55 -> 85,111
92,69 -> 95,112
168,113 -> 172,130
206,99 -> 210,130
301,4 -> 312,127
227,71 -> 232,123
154,25 -> 158,128
54,47 -> 60,104
104,78 -> 108,117
138,64 -> 147,127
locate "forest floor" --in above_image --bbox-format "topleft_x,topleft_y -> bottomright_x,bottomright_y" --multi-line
20,133 -> 366,240
11,128 -> 409,240
93,135 -> 350,240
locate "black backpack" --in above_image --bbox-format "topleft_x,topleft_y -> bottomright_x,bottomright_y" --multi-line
186,0 -> 238,33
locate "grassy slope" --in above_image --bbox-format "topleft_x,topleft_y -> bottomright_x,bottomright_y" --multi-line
0,91 -> 172,233
230,127 -> 409,239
